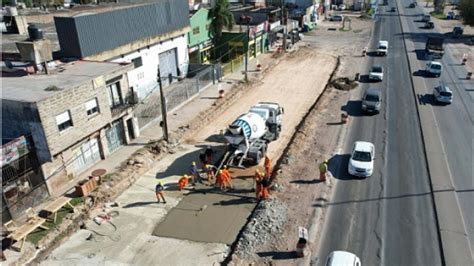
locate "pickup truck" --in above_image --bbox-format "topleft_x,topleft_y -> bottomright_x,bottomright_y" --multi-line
425,37 -> 444,58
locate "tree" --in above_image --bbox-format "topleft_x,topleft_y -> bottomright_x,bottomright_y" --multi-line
433,0 -> 446,13
209,0 -> 234,42
459,0 -> 474,26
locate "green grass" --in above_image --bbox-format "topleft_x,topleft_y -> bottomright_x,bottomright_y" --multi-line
430,11 -> 445,20
26,197 -> 83,245
339,28 -> 352,32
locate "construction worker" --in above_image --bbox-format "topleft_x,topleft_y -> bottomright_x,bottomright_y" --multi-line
178,175 -> 189,191
264,155 -> 272,178
189,161 -> 200,185
261,174 -> 270,200
222,165 -> 233,189
319,160 -> 328,182
254,170 -> 263,200
205,164 -> 216,184
155,181 -> 167,203
216,170 -> 226,191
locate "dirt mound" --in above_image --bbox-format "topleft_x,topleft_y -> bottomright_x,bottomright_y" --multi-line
330,77 -> 358,91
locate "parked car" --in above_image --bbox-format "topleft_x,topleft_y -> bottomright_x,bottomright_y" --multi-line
433,84 -> 453,104
362,88 -> 382,113
348,141 -> 375,178
369,65 -> 384,81
329,15 -> 343,22
424,21 -> 434,29
391,7 -> 396,12
338,4 -> 346,10
326,251 -> 361,266
409,2 -> 416,8
446,11 -> 455,20
425,61 -> 442,77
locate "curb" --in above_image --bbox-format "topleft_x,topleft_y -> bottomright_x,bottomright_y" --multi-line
396,0 -> 473,264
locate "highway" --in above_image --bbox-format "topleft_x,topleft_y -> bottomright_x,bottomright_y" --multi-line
399,0 -> 474,254
315,1 -> 442,265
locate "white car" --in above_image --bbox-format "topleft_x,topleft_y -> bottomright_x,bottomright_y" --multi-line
433,84 -> 453,104
348,141 -> 375,178
369,65 -> 384,81
326,251 -> 361,266
376,40 -> 388,56
425,61 -> 442,77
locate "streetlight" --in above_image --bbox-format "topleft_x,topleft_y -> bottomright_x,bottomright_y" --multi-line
156,67 -> 178,142
240,15 -> 252,83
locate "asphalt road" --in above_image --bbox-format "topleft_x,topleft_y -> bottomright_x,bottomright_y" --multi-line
399,0 -> 474,252
315,2 -> 442,265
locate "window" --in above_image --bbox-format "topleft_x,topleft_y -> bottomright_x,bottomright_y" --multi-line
56,111 -> 73,132
206,24 -> 210,31
85,98 -> 99,116
131,57 -> 143,68
107,82 -> 123,108
193,27 -> 200,35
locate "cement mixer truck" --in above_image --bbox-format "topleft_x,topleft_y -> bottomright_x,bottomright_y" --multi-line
223,102 -> 284,168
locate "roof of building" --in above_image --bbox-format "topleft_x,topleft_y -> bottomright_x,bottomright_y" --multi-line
54,1 -> 190,58
232,11 -> 268,25
1,60 -> 131,103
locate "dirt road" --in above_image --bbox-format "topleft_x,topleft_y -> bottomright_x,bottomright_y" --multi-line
188,49 -> 337,160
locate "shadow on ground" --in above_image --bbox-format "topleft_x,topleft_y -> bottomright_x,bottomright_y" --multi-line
341,100 -> 363,117
328,154 -> 352,181
257,251 -> 299,260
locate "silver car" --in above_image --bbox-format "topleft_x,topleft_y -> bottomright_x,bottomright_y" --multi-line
362,88 -> 382,113
433,84 -> 452,104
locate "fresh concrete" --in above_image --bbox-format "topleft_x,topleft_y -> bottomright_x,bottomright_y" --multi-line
153,178 -> 256,244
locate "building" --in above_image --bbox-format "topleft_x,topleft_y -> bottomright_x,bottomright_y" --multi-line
2,60 -> 135,195
188,8 -> 214,64
54,1 -> 191,129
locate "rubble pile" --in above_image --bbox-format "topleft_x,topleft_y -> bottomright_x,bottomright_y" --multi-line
330,77 -> 358,91
232,198 -> 288,260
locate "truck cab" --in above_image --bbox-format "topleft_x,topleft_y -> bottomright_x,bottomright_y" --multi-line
376,40 -> 388,56
250,102 -> 284,128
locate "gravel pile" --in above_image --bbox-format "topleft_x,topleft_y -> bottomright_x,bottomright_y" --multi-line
232,198 -> 288,260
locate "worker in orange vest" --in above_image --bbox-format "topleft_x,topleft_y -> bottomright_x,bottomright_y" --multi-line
222,166 -> 233,189
264,156 -> 272,178
216,170 -> 225,190
261,174 -> 270,200
205,164 -> 216,184
178,175 -> 189,191
255,170 -> 263,200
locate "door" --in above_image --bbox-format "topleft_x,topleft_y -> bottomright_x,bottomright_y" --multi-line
127,118 -> 135,140
73,138 -> 101,173
159,48 -> 178,87
106,121 -> 125,154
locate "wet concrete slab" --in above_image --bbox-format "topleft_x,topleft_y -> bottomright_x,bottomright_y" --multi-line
153,169 -> 258,244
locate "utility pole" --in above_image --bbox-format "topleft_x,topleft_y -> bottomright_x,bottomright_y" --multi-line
281,0 -> 286,52
241,15 -> 252,83
157,67 -> 169,142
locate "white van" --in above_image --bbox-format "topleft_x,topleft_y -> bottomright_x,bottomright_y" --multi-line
326,251 -> 361,266
376,40 -> 388,56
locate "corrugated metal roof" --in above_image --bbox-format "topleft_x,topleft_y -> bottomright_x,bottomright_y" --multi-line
55,1 -> 189,58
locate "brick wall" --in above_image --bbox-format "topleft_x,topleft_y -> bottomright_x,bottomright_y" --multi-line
36,70 -> 130,157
